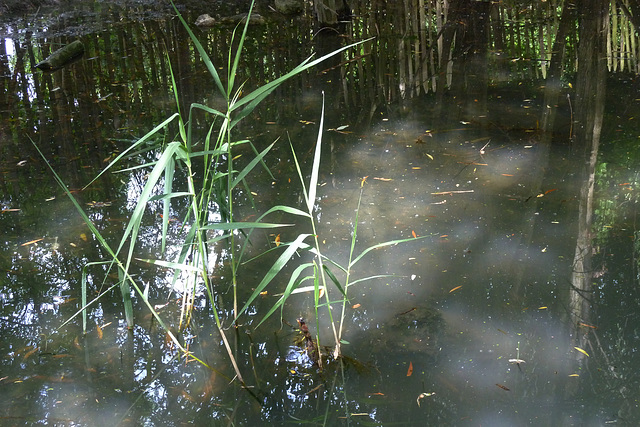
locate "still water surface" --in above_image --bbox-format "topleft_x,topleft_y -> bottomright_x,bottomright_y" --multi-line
0,2 -> 638,426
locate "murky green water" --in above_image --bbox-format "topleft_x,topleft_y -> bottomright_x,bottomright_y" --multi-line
1,1 -> 639,426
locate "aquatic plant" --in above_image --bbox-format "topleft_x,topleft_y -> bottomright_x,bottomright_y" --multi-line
32,0 -> 371,376
33,1 -> 420,395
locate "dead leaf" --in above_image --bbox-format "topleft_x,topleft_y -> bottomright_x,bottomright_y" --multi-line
352,303 -> 361,309
407,361 -> 413,376
496,383 -> 510,391
21,238 -> 43,247
274,234 -> 281,247
412,230 -> 417,238
416,392 -> 435,406
449,285 -> 462,293
96,324 -> 103,340
578,322 -> 598,329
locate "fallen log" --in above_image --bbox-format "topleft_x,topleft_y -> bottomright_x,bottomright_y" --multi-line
35,40 -> 84,71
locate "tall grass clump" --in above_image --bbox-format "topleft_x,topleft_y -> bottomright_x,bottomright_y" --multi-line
33,0 -> 422,389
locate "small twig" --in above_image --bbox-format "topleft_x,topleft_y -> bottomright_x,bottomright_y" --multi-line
431,190 -> 474,195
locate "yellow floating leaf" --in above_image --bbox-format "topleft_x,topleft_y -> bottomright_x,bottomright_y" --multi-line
80,233 -> 88,242
352,303 -> 361,309
538,306 -> 547,310
426,153 -> 434,160
574,346 -> 589,357
373,177 -> 393,182
569,373 -> 579,377
449,285 -> 462,293
274,234 -> 281,247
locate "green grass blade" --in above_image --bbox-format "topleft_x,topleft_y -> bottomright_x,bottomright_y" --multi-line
256,263 -> 314,328
118,266 -> 134,328
349,235 -> 430,268
228,0 -> 255,93
237,233 -> 311,319
229,38 -> 373,128
136,258 -> 203,272
170,1 -> 225,97
322,264 -> 346,297
348,274 -> 397,287
230,142 -> 275,189
307,94 -> 324,213
82,113 -> 180,190
201,222 -> 294,230
161,155 -> 175,254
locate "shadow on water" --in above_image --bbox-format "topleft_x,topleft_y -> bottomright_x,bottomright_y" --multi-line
1,0 -> 640,425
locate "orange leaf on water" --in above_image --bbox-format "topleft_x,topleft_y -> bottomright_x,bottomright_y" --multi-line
578,322 -> 598,329
449,285 -> 462,293
406,361 -> 413,376
274,234 -> 281,247
96,325 -> 103,340
412,230 -> 417,238
352,303 -> 361,309
21,238 -> 43,246
501,174 -> 514,177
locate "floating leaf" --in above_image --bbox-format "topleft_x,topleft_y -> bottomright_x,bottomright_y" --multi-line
538,306 -> 547,310
568,373 -> 579,377
449,285 -> 462,293
96,324 -> 103,340
574,346 -> 589,357
80,233 -> 88,242
361,176 -> 368,187
274,234 -> 281,247
416,392 -> 435,406
508,359 -> 526,364
352,303 -> 361,309
373,177 -> 393,182
495,383 -> 510,391
406,361 -> 413,376
21,238 -> 43,246
412,230 -> 417,238
23,346 -> 39,360
578,322 -> 598,329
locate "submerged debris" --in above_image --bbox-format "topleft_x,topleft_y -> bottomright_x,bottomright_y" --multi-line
296,318 -> 319,364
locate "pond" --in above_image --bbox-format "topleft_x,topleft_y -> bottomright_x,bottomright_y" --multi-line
1,1 -> 639,425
